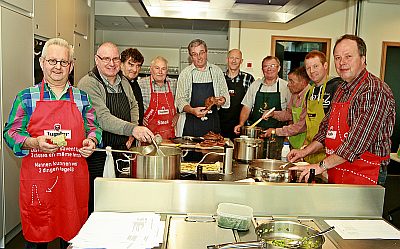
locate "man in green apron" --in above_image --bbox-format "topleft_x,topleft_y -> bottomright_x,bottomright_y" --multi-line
303,50 -> 341,163
261,66 -> 310,149
234,56 -> 290,134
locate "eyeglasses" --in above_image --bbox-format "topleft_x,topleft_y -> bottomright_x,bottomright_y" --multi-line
46,59 -> 70,67
190,51 -> 206,58
96,55 -> 121,64
263,64 -> 278,69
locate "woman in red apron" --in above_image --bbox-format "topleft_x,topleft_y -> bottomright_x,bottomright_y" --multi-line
143,76 -> 176,139
20,82 -> 90,246
325,72 -> 388,185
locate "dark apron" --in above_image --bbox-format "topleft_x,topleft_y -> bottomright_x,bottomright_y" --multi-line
219,73 -> 245,139
249,80 -> 284,129
183,69 -> 220,137
85,72 -> 131,213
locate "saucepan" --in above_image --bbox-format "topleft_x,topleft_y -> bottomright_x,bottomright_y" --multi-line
209,221 -> 326,249
241,126 -> 263,138
248,159 -> 297,183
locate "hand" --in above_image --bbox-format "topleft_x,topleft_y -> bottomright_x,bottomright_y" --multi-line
190,106 -> 208,118
36,135 -> 59,153
262,110 -> 274,120
260,128 -> 274,138
233,124 -> 243,135
287,148 -> 306,163
126,136 -> 135,149
78,138 -> 97,158
215,96 -> 225,106
171,113 -> 179,127
289,164 -> 324,183
132,126 -> 154,143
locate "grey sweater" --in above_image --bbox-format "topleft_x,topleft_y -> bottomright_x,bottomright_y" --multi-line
77,68 -> 139,137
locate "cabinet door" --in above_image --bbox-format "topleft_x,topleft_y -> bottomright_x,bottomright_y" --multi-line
1,6 -> 33,237
56,0 -> 74,44
34,0 -> 56,38
3,0 -> 33,12
74,0 -> 89,35
73,33 -> 90,85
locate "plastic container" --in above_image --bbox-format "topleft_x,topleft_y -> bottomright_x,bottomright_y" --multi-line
217,203 -> 253,231
281,141 -> 290,162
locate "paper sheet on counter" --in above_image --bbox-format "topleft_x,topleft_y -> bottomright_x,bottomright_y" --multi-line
325,219 -> 400,239
70,212 -> 164,249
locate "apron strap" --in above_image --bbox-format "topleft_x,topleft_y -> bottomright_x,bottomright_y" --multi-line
40,79 -> 74,103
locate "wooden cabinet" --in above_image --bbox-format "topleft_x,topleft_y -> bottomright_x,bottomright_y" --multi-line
56,0 -> 74,44
74,0 -> 89,35
3,0 -> 32,12
34,0 -> 56,38
73,33 -> 91,84
0,6 -> 33,245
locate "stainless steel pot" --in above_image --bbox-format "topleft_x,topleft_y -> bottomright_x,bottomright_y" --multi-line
241,126 -> 263,138
248,159 -> 297,183
130,146 -> 181,179
234,138 -> 264,162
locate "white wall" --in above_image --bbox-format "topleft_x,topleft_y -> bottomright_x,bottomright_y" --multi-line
229,0 -> 354,79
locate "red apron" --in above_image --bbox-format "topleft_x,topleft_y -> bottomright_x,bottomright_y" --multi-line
325,72 -> 388,185
20,82 -> 89,242
143,77 -> 176,139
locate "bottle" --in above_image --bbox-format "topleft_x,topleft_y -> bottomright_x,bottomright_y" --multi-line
268,130 -> 278,159
224,146 -> 233,174
308,168 -> 316,184
281,140 -> 290,162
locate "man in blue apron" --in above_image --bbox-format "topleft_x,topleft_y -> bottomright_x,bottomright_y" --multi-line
175,39 -> 230,138
219,49 -> 254,140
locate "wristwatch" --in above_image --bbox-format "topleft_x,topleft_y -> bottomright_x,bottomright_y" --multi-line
319,160 -> 328,171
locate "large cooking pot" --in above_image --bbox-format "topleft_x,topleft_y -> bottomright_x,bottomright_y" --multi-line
234,138 -> 264,162
248,159 -> 297,183
241,126 -> 263,138
130,146 -> 181,179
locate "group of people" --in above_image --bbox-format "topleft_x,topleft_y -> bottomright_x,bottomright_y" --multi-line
2,34 -> 396,248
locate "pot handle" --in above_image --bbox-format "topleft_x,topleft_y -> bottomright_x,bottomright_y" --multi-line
246,144 -> 259,148
207,240 -> 266,249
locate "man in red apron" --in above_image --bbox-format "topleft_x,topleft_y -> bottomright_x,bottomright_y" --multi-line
3,38 -> 101,249
288,34 -> 395,185
139,56 -> 178,139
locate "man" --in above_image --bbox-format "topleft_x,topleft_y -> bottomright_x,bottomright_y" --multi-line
219,49 -> 255,140
302,50 -> 341,164
262,66 -> 310,149
289,34 -> 396,185
175,39 -> 230,137
234,56 -> 290,133
138,56 -> 179,139
120,48 -> 145,126
3,38 -> 101,249
77,42 -> 153,213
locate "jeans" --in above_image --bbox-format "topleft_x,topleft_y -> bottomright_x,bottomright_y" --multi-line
24,238 -> 69,249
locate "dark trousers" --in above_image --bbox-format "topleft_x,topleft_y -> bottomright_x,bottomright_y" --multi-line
24,238 -> 69,249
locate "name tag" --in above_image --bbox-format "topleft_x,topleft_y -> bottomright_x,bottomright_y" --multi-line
326,130 -> 337,139
158,108 -> 170,115
229,89 -> 235,96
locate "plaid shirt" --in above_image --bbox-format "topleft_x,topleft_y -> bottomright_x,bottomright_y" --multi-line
224,70 -> 255,92
138,76 -> 177,111
3,82 -> 102,157
314,69 -> 396,165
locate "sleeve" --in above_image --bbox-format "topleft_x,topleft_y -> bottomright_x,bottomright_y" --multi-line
80,92 -> 103,145
273,95 -> 294,122
276,106 -> 307,137
123,80 -> 139,127
77,75 -> 135,136
175,69 -> 192,112
3,94 -> 31,157
215,67 -> 230,109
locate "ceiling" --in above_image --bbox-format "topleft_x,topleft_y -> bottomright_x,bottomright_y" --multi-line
95,0 -> 327,33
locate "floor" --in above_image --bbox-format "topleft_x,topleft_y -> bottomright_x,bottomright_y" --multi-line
5,232 -> 60,249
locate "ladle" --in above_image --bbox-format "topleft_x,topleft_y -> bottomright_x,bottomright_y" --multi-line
94,145 -> 154,156
151,134 -> 165,156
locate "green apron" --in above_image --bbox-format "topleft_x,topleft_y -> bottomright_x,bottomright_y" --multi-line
304,79 -> 327,164
249,79 -> 283,130
288,97 -> 306,149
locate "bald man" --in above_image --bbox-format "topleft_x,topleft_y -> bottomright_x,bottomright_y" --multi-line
219,49 -> 254,139
77,42 -> 153,213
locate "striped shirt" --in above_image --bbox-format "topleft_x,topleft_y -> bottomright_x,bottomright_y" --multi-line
175,62 -> 230,112
138,76 -> 177,111
3,82 -> 102,157
224,70 -> 255,92
314,69 -> 396,165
